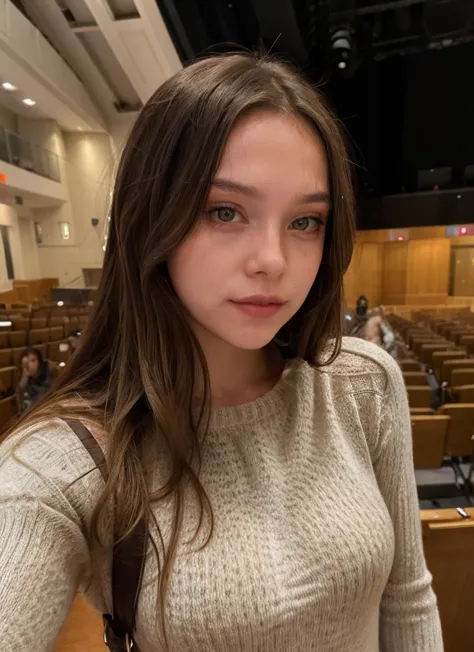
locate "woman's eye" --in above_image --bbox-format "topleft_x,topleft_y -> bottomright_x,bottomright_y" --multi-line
210,206 -> 240,223
290,217 -> 322,232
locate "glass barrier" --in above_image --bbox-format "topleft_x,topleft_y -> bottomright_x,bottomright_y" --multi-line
0,126 -> 61,182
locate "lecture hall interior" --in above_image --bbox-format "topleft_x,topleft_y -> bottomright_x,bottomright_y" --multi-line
0,0 -> 473,651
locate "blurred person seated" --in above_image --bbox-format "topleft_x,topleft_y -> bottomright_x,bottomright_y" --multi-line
349,296 -> 396,357
16,348 -> 55,415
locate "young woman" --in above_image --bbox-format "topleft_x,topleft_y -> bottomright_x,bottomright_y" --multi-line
16,347 -> 55,414
0,54 -> 442,651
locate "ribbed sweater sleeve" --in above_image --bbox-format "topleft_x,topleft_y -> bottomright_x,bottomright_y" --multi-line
375,356 -> 444,651
0,427 -> 93,652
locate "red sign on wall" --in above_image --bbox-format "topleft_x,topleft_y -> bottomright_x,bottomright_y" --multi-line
0,173 -> 7,183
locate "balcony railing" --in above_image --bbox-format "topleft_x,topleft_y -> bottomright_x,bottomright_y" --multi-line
0,126 -> 61,183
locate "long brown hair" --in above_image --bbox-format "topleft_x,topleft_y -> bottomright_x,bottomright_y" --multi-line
5,53 -> 355,641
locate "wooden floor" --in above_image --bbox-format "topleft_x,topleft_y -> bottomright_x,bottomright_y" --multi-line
53,595 -> 104,652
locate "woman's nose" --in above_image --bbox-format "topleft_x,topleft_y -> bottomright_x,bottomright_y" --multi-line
245,227 -> 287,278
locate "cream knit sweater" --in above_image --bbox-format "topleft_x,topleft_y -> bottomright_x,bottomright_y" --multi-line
0,337 -> 443,651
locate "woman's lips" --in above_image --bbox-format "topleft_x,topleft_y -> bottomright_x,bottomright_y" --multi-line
230,296 -> 285,318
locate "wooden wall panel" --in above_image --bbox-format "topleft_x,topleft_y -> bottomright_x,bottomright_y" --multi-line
406,239 -> 450,303
344,242 -> 383,308
382,241 -> 408,304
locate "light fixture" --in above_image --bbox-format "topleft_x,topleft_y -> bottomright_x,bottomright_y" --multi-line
60,222 -> 70,240
59,362 -> 66,368
22,98 -> 36,107
461,227 -> 467,234
2,82 -> 16,92
0,320 -> 12,327
457,194 -> 462,199
397,236 -> 404,241
57,301 -> 64,307
330,25 -> 352,71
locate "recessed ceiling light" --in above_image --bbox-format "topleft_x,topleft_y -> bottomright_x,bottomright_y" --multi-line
2,82 -> 17,92
338,61 -> 347,70
22,98 -> 36,107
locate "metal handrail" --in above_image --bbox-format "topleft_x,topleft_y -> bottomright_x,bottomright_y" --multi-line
0,126 -> 61,182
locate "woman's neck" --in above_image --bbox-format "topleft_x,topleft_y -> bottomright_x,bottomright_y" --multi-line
193,324 -> 284,408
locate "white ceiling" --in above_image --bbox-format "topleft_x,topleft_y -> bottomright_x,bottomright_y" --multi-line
19,0 -> 182,129
0,86 -> 48,121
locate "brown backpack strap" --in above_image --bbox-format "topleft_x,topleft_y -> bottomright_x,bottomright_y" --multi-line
65,418 -> 148,652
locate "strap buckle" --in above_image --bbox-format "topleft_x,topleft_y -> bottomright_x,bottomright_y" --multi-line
103,615 -> 134,651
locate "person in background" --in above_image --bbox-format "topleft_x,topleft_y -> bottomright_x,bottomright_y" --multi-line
16,348 -> 55,414
349,296 -> 397,356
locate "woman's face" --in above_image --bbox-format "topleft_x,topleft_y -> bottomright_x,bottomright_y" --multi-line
168,110 -> 329,352
23,353 -> 39,377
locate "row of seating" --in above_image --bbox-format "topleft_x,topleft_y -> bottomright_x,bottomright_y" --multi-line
388,313 -> 474,411
0,327 -> 67,349
0,341 -> 70,369
6,316 -> 89,332
421,506 -> 474,652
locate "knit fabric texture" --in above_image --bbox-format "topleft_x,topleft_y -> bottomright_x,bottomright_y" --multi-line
0,337 -> 443,651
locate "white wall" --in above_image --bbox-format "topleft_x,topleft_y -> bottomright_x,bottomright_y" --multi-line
0,104 -> 17,132
15,121 -> 114,286
18,215 -> 40,279
0,203 -> 24,285
108,113 -> 136,160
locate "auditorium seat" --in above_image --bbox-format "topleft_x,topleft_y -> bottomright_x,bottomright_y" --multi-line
31,317 -> 47,329
452,385 -> 474,403
48,316 -> 67,328
0,332 -> 8,349
420,343 -> 457,366
9,331 -> 27,348
422,507 -> 474,652
0,366 -> 17,397
10,347 -> 24,368
403,371 -> 428,386
406,386 -> 432,408
399,359 -> 420,372
410,407 -> 434,415
450,368 -> 474,387
0,394 -> 15,431
36,343 -> 47,359
12,318 -> 29,331
453,329 -> 474,346
438,404 -> 474,458
414,339 -> 446,358
48,341 -> 70,364
48,326 -> 64,341
441,359 -> 474,384
459,334 -> 474,356
29,328 -> 50,346
432,350 -> 468,378
0,349 -> 11,368
411,415 -> 462,500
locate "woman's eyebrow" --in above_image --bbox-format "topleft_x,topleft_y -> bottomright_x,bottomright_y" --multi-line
212,178 -> 330,204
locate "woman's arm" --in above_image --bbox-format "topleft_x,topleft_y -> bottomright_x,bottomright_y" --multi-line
374,356 -> 444,651
0,426 -> 97,651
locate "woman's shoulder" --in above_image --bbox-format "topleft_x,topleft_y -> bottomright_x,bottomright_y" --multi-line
0,417 -> 106,516
312,336 -> 403,397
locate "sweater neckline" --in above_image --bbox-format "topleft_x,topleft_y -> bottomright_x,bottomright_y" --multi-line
206,358 -> 305,430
